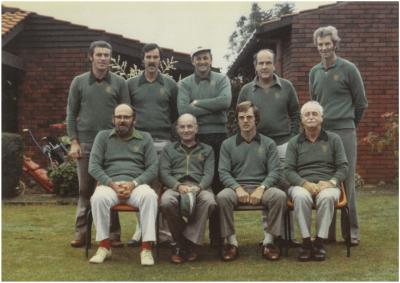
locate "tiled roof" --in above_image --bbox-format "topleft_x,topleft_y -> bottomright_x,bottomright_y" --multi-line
2,10 -> 30,36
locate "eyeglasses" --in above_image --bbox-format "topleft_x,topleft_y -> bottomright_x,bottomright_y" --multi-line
114,115 -> 133,120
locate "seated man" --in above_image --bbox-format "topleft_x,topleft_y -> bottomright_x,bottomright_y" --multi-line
88,104 -> 158,265
285,101 -> 348,262
217,101 -> 287,261
160,113 -> 216,264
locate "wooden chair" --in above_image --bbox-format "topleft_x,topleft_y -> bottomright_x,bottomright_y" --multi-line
85,201 -> 160,261
284,184 -> 351,257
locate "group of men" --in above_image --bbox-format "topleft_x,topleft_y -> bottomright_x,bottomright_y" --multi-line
66,25 -> 367,266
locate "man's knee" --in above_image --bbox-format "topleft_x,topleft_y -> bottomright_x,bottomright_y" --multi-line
216,188 -> 234,206
160,192 -> 178,214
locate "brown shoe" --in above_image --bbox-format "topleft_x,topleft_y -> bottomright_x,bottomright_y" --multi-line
110,239 -> 124,248
222,244 -> 238,262
170,247 -> 185,264
186,249 -> 198,262
262,244 -> 280,261
70,239 -> 85,248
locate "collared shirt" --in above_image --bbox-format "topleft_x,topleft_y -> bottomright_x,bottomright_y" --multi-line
194,71 -> 212,84
88,71 -> 112,84
138,72 -> 165,87
235,132 -> 261,146
237,73 -> 299,145
284,130 -> 348,186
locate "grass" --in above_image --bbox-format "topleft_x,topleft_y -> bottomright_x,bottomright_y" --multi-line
2,186 -> 398,281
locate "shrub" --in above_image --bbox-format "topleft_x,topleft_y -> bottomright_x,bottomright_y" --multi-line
48,159 -> 78,197
2,133 -> 23,198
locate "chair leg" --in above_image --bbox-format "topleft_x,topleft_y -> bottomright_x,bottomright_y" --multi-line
342,206 -> 351,257
85,209 -> 92,259
156,209 -> 160,262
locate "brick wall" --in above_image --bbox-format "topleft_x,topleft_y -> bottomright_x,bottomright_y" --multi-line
17,47 -> 88,165
286,2 -> 398,184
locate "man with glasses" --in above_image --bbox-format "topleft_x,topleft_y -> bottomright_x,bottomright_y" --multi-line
88,104 -> 158,265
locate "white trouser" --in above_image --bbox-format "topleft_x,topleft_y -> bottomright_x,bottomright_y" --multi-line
289,186 -> 340,239
91,184 -> 158,242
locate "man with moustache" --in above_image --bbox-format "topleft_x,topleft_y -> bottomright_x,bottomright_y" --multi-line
285,101 -> 348,261
237,49 -> 300,246
67,40 -> 130,248
217,101 -> 286,261
127,43 -> 178,247
178,47 -> 232,248
309,26 -> 368,245
160,113 -> 216,264
88,104 -> 158,265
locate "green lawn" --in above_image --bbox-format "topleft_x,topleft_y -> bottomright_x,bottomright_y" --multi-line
2,187 -> 398,281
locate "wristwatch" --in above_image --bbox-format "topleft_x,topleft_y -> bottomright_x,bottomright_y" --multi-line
329,179 -> 338,187
132,180 -> 138,187
259,185 -> 266,190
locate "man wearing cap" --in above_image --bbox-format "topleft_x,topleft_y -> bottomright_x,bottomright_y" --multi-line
178,46 -> 232,248
217,101 -> 286,261
159,113 -> 216,264
127,42 -> 177,247
309,26 -> 368,245
67,40 -> 130,248
237,48 -> 300,246
88,103 -> 158,265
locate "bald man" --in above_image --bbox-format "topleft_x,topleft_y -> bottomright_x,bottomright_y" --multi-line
88,104 -> 158,266
159,113 -> 217,264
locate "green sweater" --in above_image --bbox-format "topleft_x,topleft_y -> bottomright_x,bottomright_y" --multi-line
284,130 -> 348,186
309,57 -> 368,130
177,71 -> 232,134
127,72 -> 178,140
66,71 -> 130,143
159,141 -> 214,190
219,133 -> 281,190
88,129 -> 158,186
237,74 -> 300,145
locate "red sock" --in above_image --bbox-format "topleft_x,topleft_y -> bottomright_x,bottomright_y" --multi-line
100,239 -> 111,250
141,241 -> 152,251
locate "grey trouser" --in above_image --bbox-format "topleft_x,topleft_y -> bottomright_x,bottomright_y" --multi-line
217,186 -> 287,240
329,128 -> 359,240
261,142 -> 294,238
289,186 -> 340,239
160,189 -> 217,245
74,143 -> 120,240
91,185 -> 158,242
131,139 -> 173,242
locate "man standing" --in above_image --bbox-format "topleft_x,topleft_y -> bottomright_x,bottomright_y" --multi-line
127,43 -> 178,246
160,113 -> 216,264
217,101 -> 286,261
66,40 -> 130,248
285,101 -> 348,261
309,26 -> 368,245
88,104 -> 158,265
178,47 -> 232,247
237,49 -> 300,245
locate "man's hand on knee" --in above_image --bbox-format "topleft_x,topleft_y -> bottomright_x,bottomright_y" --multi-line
235,186 -> 249,204
249,186 -> 265,205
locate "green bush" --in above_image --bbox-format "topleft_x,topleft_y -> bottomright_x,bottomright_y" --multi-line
2,133 -> 23,198
48,159 -> 78,197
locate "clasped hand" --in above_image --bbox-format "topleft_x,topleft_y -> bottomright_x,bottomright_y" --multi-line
235,186 -> 265,205
110,181 -> 134,200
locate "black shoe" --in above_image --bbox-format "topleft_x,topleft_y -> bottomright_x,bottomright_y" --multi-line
170,246 -> 185,264
298,246 -> 313,262
312,244 -> 326,261
159,240 -> 176,248
127,239 -> 141,247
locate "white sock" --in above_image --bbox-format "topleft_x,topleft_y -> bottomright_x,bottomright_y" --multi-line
227,234 -> 238,247
263,232 -> 274,245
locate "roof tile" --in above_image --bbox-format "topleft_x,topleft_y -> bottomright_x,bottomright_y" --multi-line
2,10 -> 30,36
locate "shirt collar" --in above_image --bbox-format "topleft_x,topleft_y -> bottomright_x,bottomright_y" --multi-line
236,132 -> 261,146
109,128 -> 143,141
194,71 -> 212,84
297,129 -> 329,144
252,73 -> 282,91
89,71 -> 111,85
138,72 -> 164,86
317,56 -> 343,71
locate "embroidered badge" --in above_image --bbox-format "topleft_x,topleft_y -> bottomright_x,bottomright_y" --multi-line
321,143 -> 328,153
105,85 -> 113,94
197,153 -> 204,161
159,88 -> 166,96
332,73 -> 340,81
210,80 -> 216,87
257,146 -> 265,156
274,91 -> 281,99
133,145 -> 140,152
